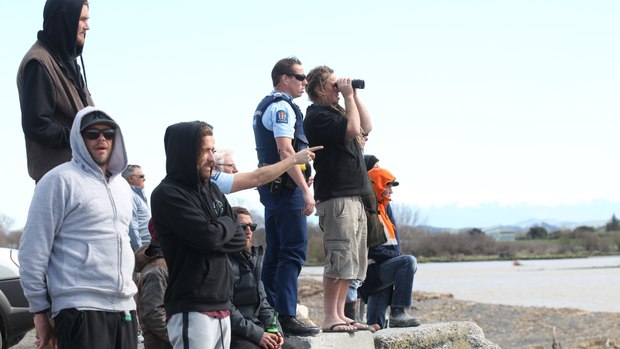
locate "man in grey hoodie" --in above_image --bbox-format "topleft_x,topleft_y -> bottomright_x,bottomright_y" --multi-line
19,106 -> 138,349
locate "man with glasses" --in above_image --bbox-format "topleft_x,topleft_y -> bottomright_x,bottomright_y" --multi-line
123,164 -> 152,251
215,149 -> 238,174
228,207 -> 295,349
252,57 -> 319,336
19,106 -> 138,349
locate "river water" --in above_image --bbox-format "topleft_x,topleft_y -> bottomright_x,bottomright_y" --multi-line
300,255 -> 620,313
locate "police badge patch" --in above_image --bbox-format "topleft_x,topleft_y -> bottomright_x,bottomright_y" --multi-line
275,110 -> 289,124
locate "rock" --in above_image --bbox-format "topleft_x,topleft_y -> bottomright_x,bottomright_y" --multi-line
284,321 -> 499,349
373,321 -> 500,349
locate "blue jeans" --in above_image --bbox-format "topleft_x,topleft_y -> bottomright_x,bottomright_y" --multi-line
347,279 -> 363,302
366,255 -> 417,328
261,207 -> 308,317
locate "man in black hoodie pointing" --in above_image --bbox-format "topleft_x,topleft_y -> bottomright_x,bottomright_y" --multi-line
151,121 -> 247,349
17,0 -> 95,183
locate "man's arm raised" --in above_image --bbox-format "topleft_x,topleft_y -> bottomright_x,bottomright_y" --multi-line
228,146 -> 323,194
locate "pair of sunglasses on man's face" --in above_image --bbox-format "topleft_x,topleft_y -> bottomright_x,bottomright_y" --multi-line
83,128 -> 116,140
241,223 -> 257,232
288,73 -> 306,81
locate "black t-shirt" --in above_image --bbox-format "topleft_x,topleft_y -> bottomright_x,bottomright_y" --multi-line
304,104 -> 369,201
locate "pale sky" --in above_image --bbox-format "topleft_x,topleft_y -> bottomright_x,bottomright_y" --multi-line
1,1 -> 619,230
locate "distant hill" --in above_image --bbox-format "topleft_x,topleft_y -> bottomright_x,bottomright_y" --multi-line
394,200 -> 617,232
414,218 -> 607,235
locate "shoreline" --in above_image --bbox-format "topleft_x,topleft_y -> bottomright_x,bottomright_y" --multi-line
302,253 -> 620,265
298,256 -> 620,313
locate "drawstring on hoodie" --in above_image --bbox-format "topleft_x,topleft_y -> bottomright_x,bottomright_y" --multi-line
80,54 -> 88,87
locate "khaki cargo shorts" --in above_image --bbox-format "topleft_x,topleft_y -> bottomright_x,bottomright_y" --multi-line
316,196 -> 368,280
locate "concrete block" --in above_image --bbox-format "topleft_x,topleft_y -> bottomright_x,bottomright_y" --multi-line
286,330 -> 375,349
373,321 -> 500,349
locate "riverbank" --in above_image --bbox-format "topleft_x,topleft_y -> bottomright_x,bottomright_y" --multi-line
298,277 -> 620,349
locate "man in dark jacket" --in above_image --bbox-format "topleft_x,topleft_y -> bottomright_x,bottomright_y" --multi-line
17,0 -> 95,182
151,121 -> 247,349
135,220 -> 171,349
229,207 -> 295,349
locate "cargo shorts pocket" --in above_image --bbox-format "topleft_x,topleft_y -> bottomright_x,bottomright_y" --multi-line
316,203 -> 326,232
324,239 -> 352,278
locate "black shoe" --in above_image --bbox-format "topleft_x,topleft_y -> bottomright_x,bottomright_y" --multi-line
280,316 -> 320,336
389,307 -> 421,328
390,316 -> 420,328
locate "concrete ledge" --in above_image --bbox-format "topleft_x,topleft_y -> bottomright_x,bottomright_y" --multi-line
286,321 -> 500,349
373,321 -> 500,349
286,329 -> 375,349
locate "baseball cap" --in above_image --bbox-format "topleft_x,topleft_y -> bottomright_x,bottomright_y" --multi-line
80,110 -> 118,131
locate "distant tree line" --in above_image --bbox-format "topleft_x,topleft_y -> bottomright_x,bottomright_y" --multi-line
2,210 -> 620,263
0,214 -> 22,249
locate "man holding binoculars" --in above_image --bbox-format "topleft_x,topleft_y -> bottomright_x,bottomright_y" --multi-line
303,66 -> 373,332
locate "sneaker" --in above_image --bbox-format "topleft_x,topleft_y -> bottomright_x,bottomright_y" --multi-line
279,316 -> 320,336
389,307 -> 420,328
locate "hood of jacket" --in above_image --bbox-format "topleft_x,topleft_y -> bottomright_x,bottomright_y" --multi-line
38,0 -> 85,59
70,106 -> 128,178
368,168 -> 397,207
368,167 -> 399,242
163,121 -> 208,187
134,243 -> 164,272
37,0 -> 87,95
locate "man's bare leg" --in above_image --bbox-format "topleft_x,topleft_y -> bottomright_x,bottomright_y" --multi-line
322,276 -> 355,331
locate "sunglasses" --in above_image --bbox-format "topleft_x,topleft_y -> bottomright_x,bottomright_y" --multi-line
241,223 -> 257,232
288,73 -> 306,81
132,174 -> 145,179
83,128 -> 116,140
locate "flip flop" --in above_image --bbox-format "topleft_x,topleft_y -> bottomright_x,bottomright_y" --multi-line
322,323 -> 355,333
349,321 -> 374,332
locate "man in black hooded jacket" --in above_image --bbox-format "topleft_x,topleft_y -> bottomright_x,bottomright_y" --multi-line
151,121 -> 247,349
17,0 -> 95,182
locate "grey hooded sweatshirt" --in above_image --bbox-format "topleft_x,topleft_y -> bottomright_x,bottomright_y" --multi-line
19,106 -> 136,315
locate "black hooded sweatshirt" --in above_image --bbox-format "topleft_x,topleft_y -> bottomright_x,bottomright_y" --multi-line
151,121 -> 247,316
17,0 -> 94,181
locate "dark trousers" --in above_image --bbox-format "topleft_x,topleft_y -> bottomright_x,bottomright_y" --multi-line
143,331 -> 173,349
366,255 -> 417,328
54,308 -> 138,349
261,207 -> 308,317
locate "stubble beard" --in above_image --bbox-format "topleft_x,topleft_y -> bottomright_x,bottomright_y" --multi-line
91,151 -> 110,166
76,34 -> 85,48
199,164 -> 214,182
